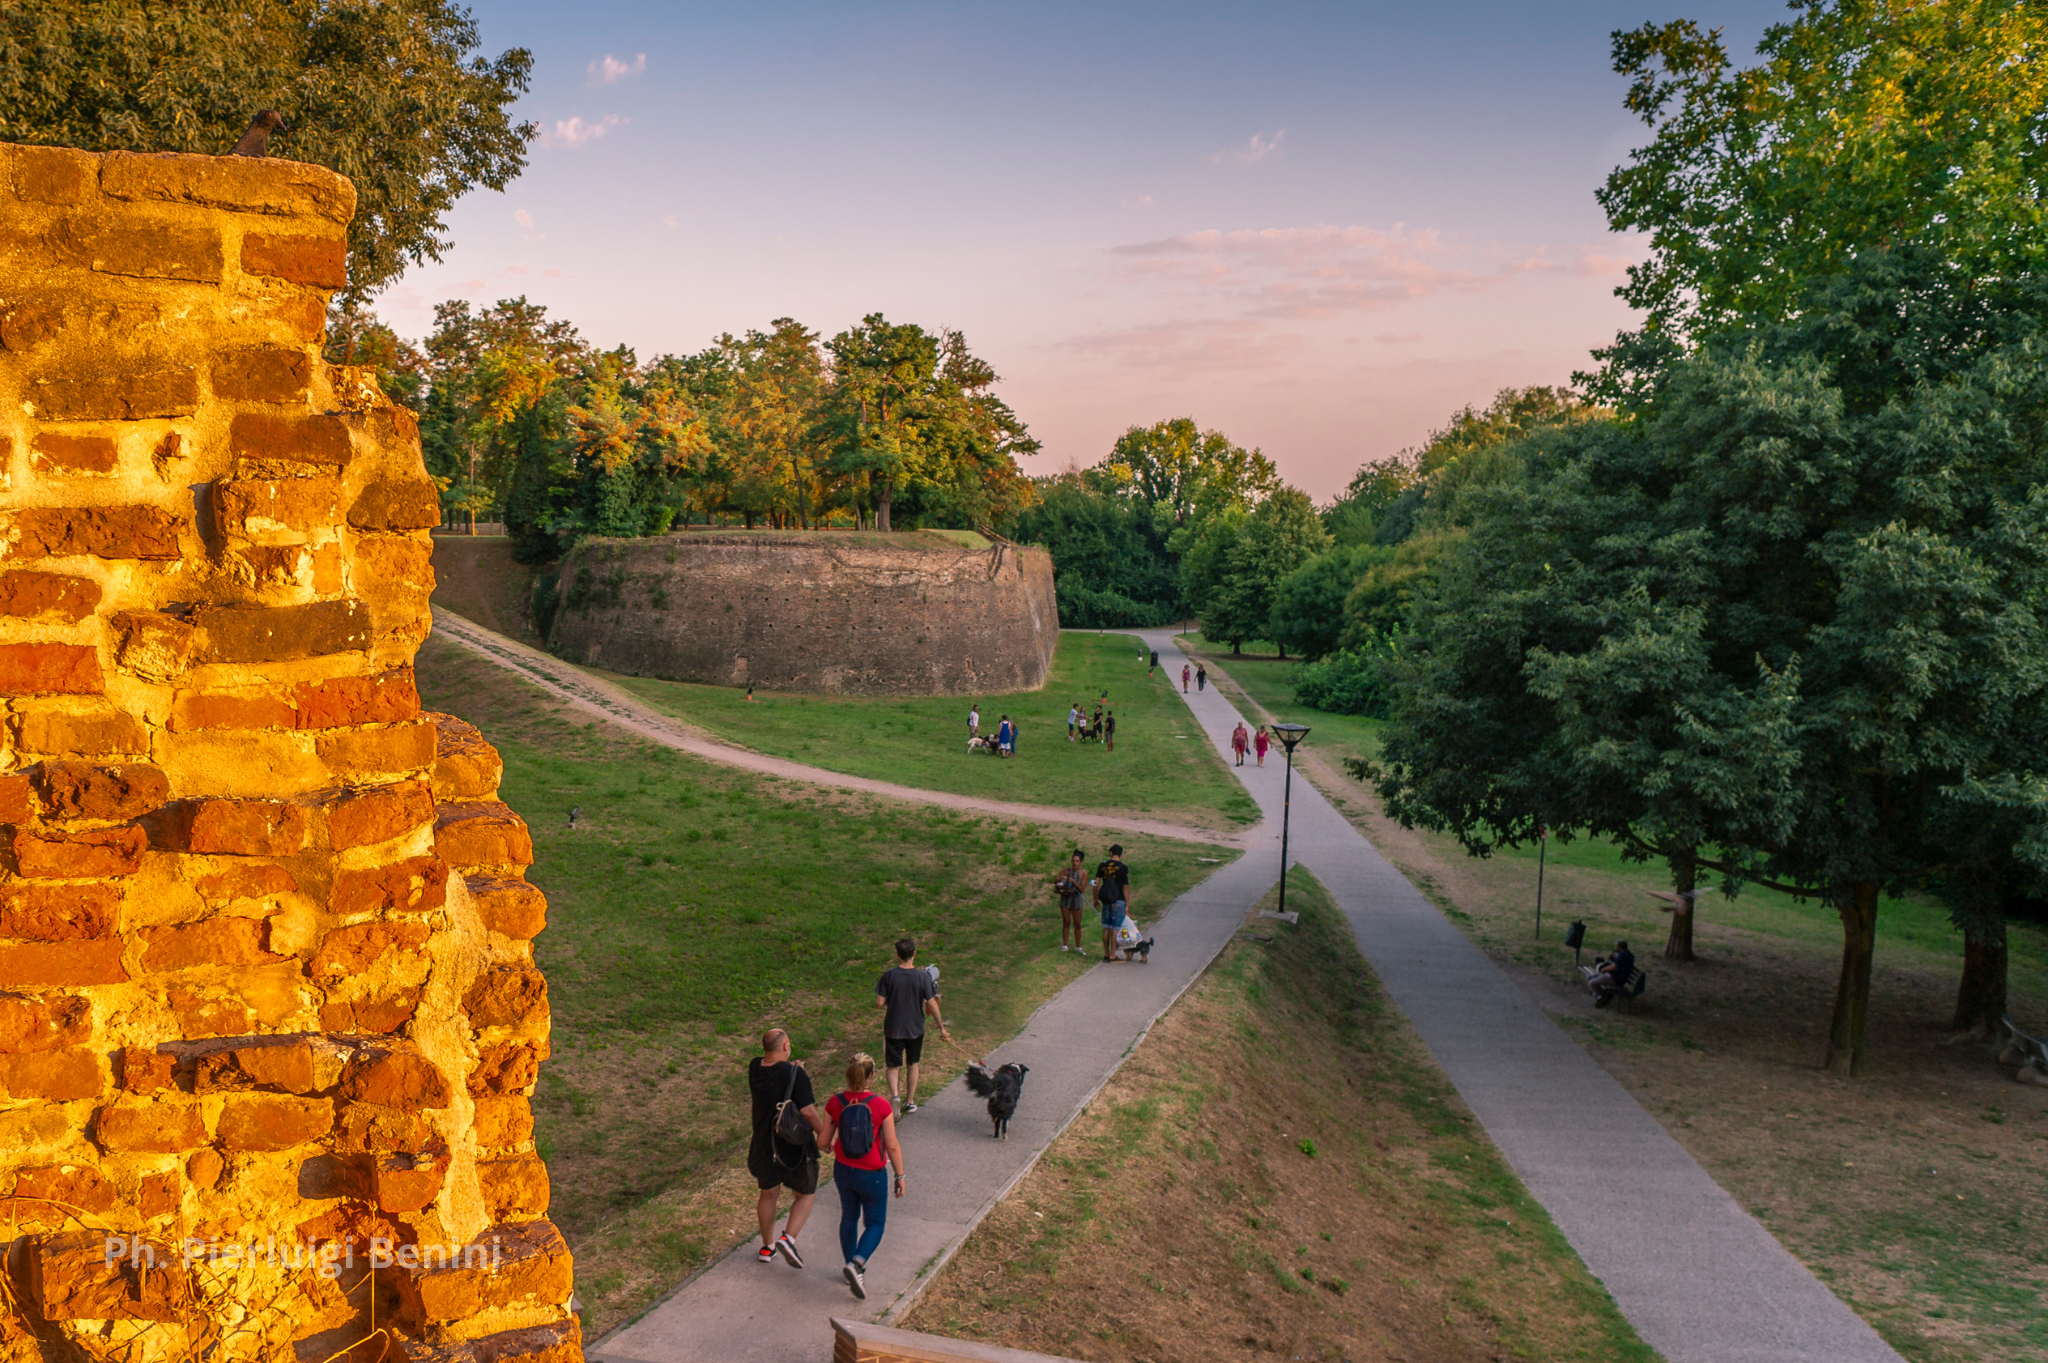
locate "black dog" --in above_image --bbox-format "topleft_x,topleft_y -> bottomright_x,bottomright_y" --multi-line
964,1062 -> 1029,1140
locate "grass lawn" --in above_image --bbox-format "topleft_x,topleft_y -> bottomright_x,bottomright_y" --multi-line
415,633 -> 1237,1338
905,870 -> 1654,1363
605,631 -> 1258,833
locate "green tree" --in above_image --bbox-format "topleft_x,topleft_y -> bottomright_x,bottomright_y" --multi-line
1094,418 -> 1279,529
1012,477 -> 1182,628
0,0 -> 536,303
1270,546 -> 1375,659
1187,488 -> 1330,654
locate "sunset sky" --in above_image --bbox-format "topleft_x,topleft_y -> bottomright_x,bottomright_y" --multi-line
386,1 -> 1790,499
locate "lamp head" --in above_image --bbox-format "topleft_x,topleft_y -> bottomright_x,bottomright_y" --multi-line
1273,722 -> 1310,753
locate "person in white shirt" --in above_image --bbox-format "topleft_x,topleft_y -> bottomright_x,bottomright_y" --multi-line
968,705 -> 980,739
1068,704 -> 1080,741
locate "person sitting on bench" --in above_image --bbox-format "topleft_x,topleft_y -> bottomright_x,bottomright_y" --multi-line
1587,940 -> 1635,1007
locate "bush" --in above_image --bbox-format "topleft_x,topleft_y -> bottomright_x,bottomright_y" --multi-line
1291,634 -> 1402,718
1054,579 -> 1181,630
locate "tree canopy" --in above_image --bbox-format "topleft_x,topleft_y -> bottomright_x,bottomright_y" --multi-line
0,0 -> 536,302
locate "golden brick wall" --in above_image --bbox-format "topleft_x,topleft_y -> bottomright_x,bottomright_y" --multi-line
0,142 -> 577,1363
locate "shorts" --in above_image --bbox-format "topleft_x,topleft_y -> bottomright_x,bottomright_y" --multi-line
1100,900 -> 1127,928
1059,895 -> 1082,914
748,1149 -> 819,1195
884,1035 -> 924,1068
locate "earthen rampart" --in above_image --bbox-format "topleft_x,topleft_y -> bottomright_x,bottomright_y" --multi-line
0,142 -> 574,1360
544,532 -> 1058,695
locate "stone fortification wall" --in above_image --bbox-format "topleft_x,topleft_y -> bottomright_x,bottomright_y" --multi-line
546,533 -> 1058,695
0,143 -> 575,1362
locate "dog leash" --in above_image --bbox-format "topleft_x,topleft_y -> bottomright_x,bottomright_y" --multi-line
940,1033 -> 987,1068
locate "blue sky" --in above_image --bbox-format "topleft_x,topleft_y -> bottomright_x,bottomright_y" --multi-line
389,1 -> 1790,498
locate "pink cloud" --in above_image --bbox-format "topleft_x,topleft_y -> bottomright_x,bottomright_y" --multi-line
1109,225 -> 1485,318
542,115 -> 627,149
1210,130 -> 1286,166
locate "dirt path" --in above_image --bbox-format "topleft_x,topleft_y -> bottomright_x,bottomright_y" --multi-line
430,608 -> 1239,848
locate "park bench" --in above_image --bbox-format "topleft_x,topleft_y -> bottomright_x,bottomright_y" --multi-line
1579,963 -> 1648,1011
1999,1015 -> 2048,1086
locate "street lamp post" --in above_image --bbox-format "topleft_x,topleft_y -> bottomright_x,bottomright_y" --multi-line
1271,723 -> 1310,917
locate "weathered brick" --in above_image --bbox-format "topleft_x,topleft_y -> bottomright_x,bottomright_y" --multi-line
94,1101 -> 206,1154
331,855 -> 448,916
29,432 -> 116,475
319,990 -> 421,1035
15,1164 -> 115,1214
213,475 -> 342,543
210,346 -> 311,402
435,802 -> 533,868
1,507 -> 186,561
372,1150 -> 448,1213
463,968 -> 548,1031
11,146 -> 96,205
111,610 -> 196,677
392,1221 -> 572,1328
165,988 -> 253,1038
326,781 -> 434,851
227,411 -> 352,466
120,1046 -> 177,1094
48,217 -> 222,285
0,570 -> 100,622
355,535 -> 435,594
178,797 -> 311,856
0,299 -> 64,350
193,599 -> 370,663
466,876 -> 547,940
349,479 -> 442,532
36,762 -> 169,821
26,366 -> 201,420
14,704 -> 148,756
193,1040 -> 316,1094
185,1148 -> 222,1189
32,1229 -> 192,1321
461,1321 -> 580,1363
331,1100 -> 435,1153
0,772 -> 29,823
192,862 -> 297,904
472,1096 -> 534,1151
0,643 -> 103,695
318,721 -> 437,778
140,918 -> 282,972
169,690 -> 296,731
216,1092 -> 333,1151
99,151 -> 355,221
0,940 -> 125,986
13,826 -> 146,878
0,1047 -> 102,1101
340,1045 -> 450,1110
309,921 -> 431,979
137,1169 -> 179,1218
0,882 -> 119,941
468,1042 -> 543,1098
241,232 -> 349,288
296,669 -> 420,729
430,712 -> 503,800
0,994 -> 91,1053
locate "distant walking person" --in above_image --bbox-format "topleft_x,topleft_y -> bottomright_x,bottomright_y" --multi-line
1181,663 -> 1191,693
1103,709 -> 1116,752
1094,844 -> 1133,963
1254,726 -> 1270,767
1196,666 -> 1207,692
747,1028 -> 826,1268
968,704 -> 980,739
1054,848 -> 1088,951
1148,649 -> 1159,676
1231,722 -> 1249,766
825,1053 -> 904,1300
876,938 -> 948,1112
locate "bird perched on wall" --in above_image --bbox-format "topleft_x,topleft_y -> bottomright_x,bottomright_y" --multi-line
232,110 -> 286,157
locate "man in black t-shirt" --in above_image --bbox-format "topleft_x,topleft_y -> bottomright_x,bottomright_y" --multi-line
876,937 -> 949,1113
747,1027 -> 825,1267
1095,846 -> 1132,962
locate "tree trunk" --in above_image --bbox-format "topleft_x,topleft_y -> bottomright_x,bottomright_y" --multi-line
1824,881 -> 1880,1076
1664,847 -> 1698,962
876,479 -> 893,533
1951,913 -> 2009,1036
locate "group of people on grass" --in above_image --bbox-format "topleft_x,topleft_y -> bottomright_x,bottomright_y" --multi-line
967,698 -> 1120,754
1053,843 -> 1152,963
966,704 -> 1017,756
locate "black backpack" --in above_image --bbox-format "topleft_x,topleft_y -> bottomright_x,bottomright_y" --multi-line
837,1094 -> 878,1159
772,1065 -> 811,1158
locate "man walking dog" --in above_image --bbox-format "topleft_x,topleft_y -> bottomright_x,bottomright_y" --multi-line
877,938 -> 950,1112
747,1028 -> 827,1267
1095,845 -> 1133,963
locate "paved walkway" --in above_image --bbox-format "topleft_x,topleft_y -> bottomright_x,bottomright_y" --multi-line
431,608 -> 1237,848
1144,631 -> 1903,1363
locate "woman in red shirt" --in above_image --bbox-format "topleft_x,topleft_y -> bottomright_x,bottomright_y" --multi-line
823,1052 -> 905,1299
1254,726 -> 1271,767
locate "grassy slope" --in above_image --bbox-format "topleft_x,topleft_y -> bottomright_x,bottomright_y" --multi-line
1186,647 -> 2048,1360
905,871 -> 1655,1363
415,634 -> 1237,1337
609,631 -> 1258,832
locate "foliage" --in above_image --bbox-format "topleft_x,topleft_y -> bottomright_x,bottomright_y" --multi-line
1291,633 -> 1403,719
0,0 -> 535,304
1013,478 -> 1182,620
1270,546 -> 1376,659
1595,0 -> 2048,373
1093,417 -> 1279,529
1183,488 -> 1330,653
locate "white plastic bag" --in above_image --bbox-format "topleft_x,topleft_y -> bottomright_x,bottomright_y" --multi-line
1115,918 -> 1143,949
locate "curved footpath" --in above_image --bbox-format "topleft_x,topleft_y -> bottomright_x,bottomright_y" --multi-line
431,608 -> 1239,848
438,613 -> 1902,1363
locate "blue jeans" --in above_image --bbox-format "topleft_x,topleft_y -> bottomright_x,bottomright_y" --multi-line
834,1162 -> 889,1265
